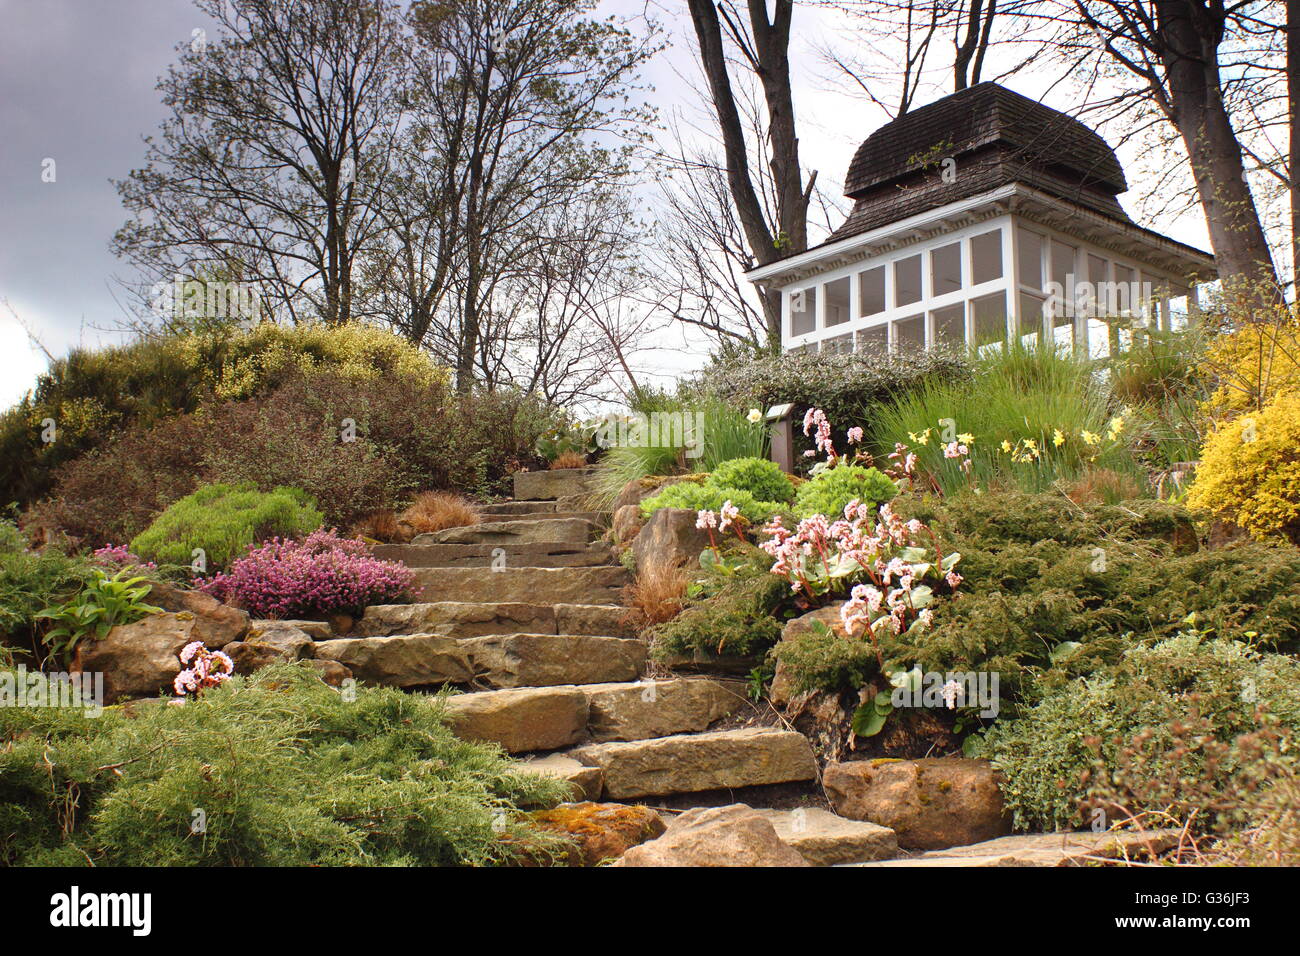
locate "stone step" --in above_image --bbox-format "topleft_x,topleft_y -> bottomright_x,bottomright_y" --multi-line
514,467 -> 600,501
478,500 -> 558,516
569,728 -> 819,800
443,677 -> 742,754
420,517 -> 598,546
411,565 -> 629,606
443,686 -> 589,754
313,631 -> 645,690
513,753 -> 604,800
373,541 -> 613,569
461,633 -> 646,688
755,808 -> 897,866
583,678 -> 746,743
469,510 -> 606,526
352,601 -> 638,639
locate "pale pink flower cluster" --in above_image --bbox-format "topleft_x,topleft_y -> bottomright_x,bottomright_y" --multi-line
847,426 -> 864,445
802,408 -> 836,461
696,510 -> 718,531
718,500 -> 741,532
942,441 -> 974,474
173,641 -> 234,697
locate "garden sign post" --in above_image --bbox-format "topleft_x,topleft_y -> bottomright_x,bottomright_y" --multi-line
766,403 -> 796,474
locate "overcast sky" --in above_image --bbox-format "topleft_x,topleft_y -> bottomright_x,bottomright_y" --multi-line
0,0 -> 1213,410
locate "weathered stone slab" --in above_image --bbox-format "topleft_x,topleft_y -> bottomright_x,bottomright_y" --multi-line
421,517 -> 597,546
846,829 -> 1182,867
312,634 -> 472,687
570,728 -> 818,799
617,804 -> 809,867
461,634 -> 646,687
516,753 -> 605,801
631,508 -> 712,575
442,686 -> 589,753
554,603 -> 641,638
755,808 -> 898,866
412,566 -> 628,606
514,467 -> 598,501
583,679 -> 743,742
823,758 -> 1012,850
374,541 -> 612,569
351,601 -> 557,639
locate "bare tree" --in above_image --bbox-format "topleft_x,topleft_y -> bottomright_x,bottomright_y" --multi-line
1059,1 -> 1282,295
685,0 -> 817,343
404,0 -> 659,392
113,0 -> 408,325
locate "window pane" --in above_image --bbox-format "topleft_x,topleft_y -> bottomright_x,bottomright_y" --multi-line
857,323 -> 888,353
933,304 -> 965,347
1085,255 -> 1107,317
971,293 -> 1007,347
892,314 -> 925,349
931,242 -> 962,296
790,286 -> 816,335
1018,292 -> 1045,347
895,255 -> 922,307
825,276 -> 850,327
1050,240 -> 1076,291
823,332 -> 853,354
858,266 -> 886,316
1018,229 -> 1043,290
971,229 -> 1003,284
1111,264 -> 1136,316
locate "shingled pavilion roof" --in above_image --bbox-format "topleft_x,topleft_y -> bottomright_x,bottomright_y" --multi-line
829,82 -> 1133,243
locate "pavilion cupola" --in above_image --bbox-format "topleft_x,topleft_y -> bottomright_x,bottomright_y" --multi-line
745,82 -> 1216,357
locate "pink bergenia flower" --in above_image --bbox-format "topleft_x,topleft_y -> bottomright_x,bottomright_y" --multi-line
718,500 -> 741,532
696,510 -> 719,531
847,427 -> 864,445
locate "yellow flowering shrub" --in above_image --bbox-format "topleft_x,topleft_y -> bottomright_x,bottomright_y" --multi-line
190,322 -> 449,400
1200,301 -> 1300,414
1186,391 -> 1300,544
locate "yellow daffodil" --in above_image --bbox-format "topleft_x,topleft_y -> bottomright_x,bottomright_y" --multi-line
957,433 -> 975,444
1053,429 -> 1065,447
1000,439 -> 1013,453
1080,430 -> 1100,446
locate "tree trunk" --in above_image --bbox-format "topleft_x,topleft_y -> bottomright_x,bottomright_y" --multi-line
1288,0 -> 1299,287
1156,0 -> 1279,297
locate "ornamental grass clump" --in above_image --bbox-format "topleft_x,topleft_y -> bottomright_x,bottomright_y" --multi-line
198,530 -> 416,618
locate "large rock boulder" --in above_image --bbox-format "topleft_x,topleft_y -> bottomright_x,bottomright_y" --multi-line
224,621 -> 317,675
139,579 -> 249,647
617,804 -> 809,867
822,758 -> 1012,850
611,505 -> 643,546
584,679 -> 743,742
769,603 -> 848,706
528,802 -> 667,866
631,508 -> 712,575
754,807 -> 897,866
77,613 -> 221,703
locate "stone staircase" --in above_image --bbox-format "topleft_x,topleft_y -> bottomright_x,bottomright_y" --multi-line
325,467 -> 897,863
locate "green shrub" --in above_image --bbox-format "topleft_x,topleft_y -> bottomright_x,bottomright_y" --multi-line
638,482 -> 782,525
706,457 -> 795,504
130,483 -> 323,572
692,346 -> 970,444
984,631 -> 1300,832
0,323 -> 447,512
32,371 -> 553,544
879,491 -> 1300,703
34,568 -> 161,666
793,465 -> 895,519
769,626 -> 878,695
0,520 -> 92,653
0,663 -> 571,866
650,554 -> 789,660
